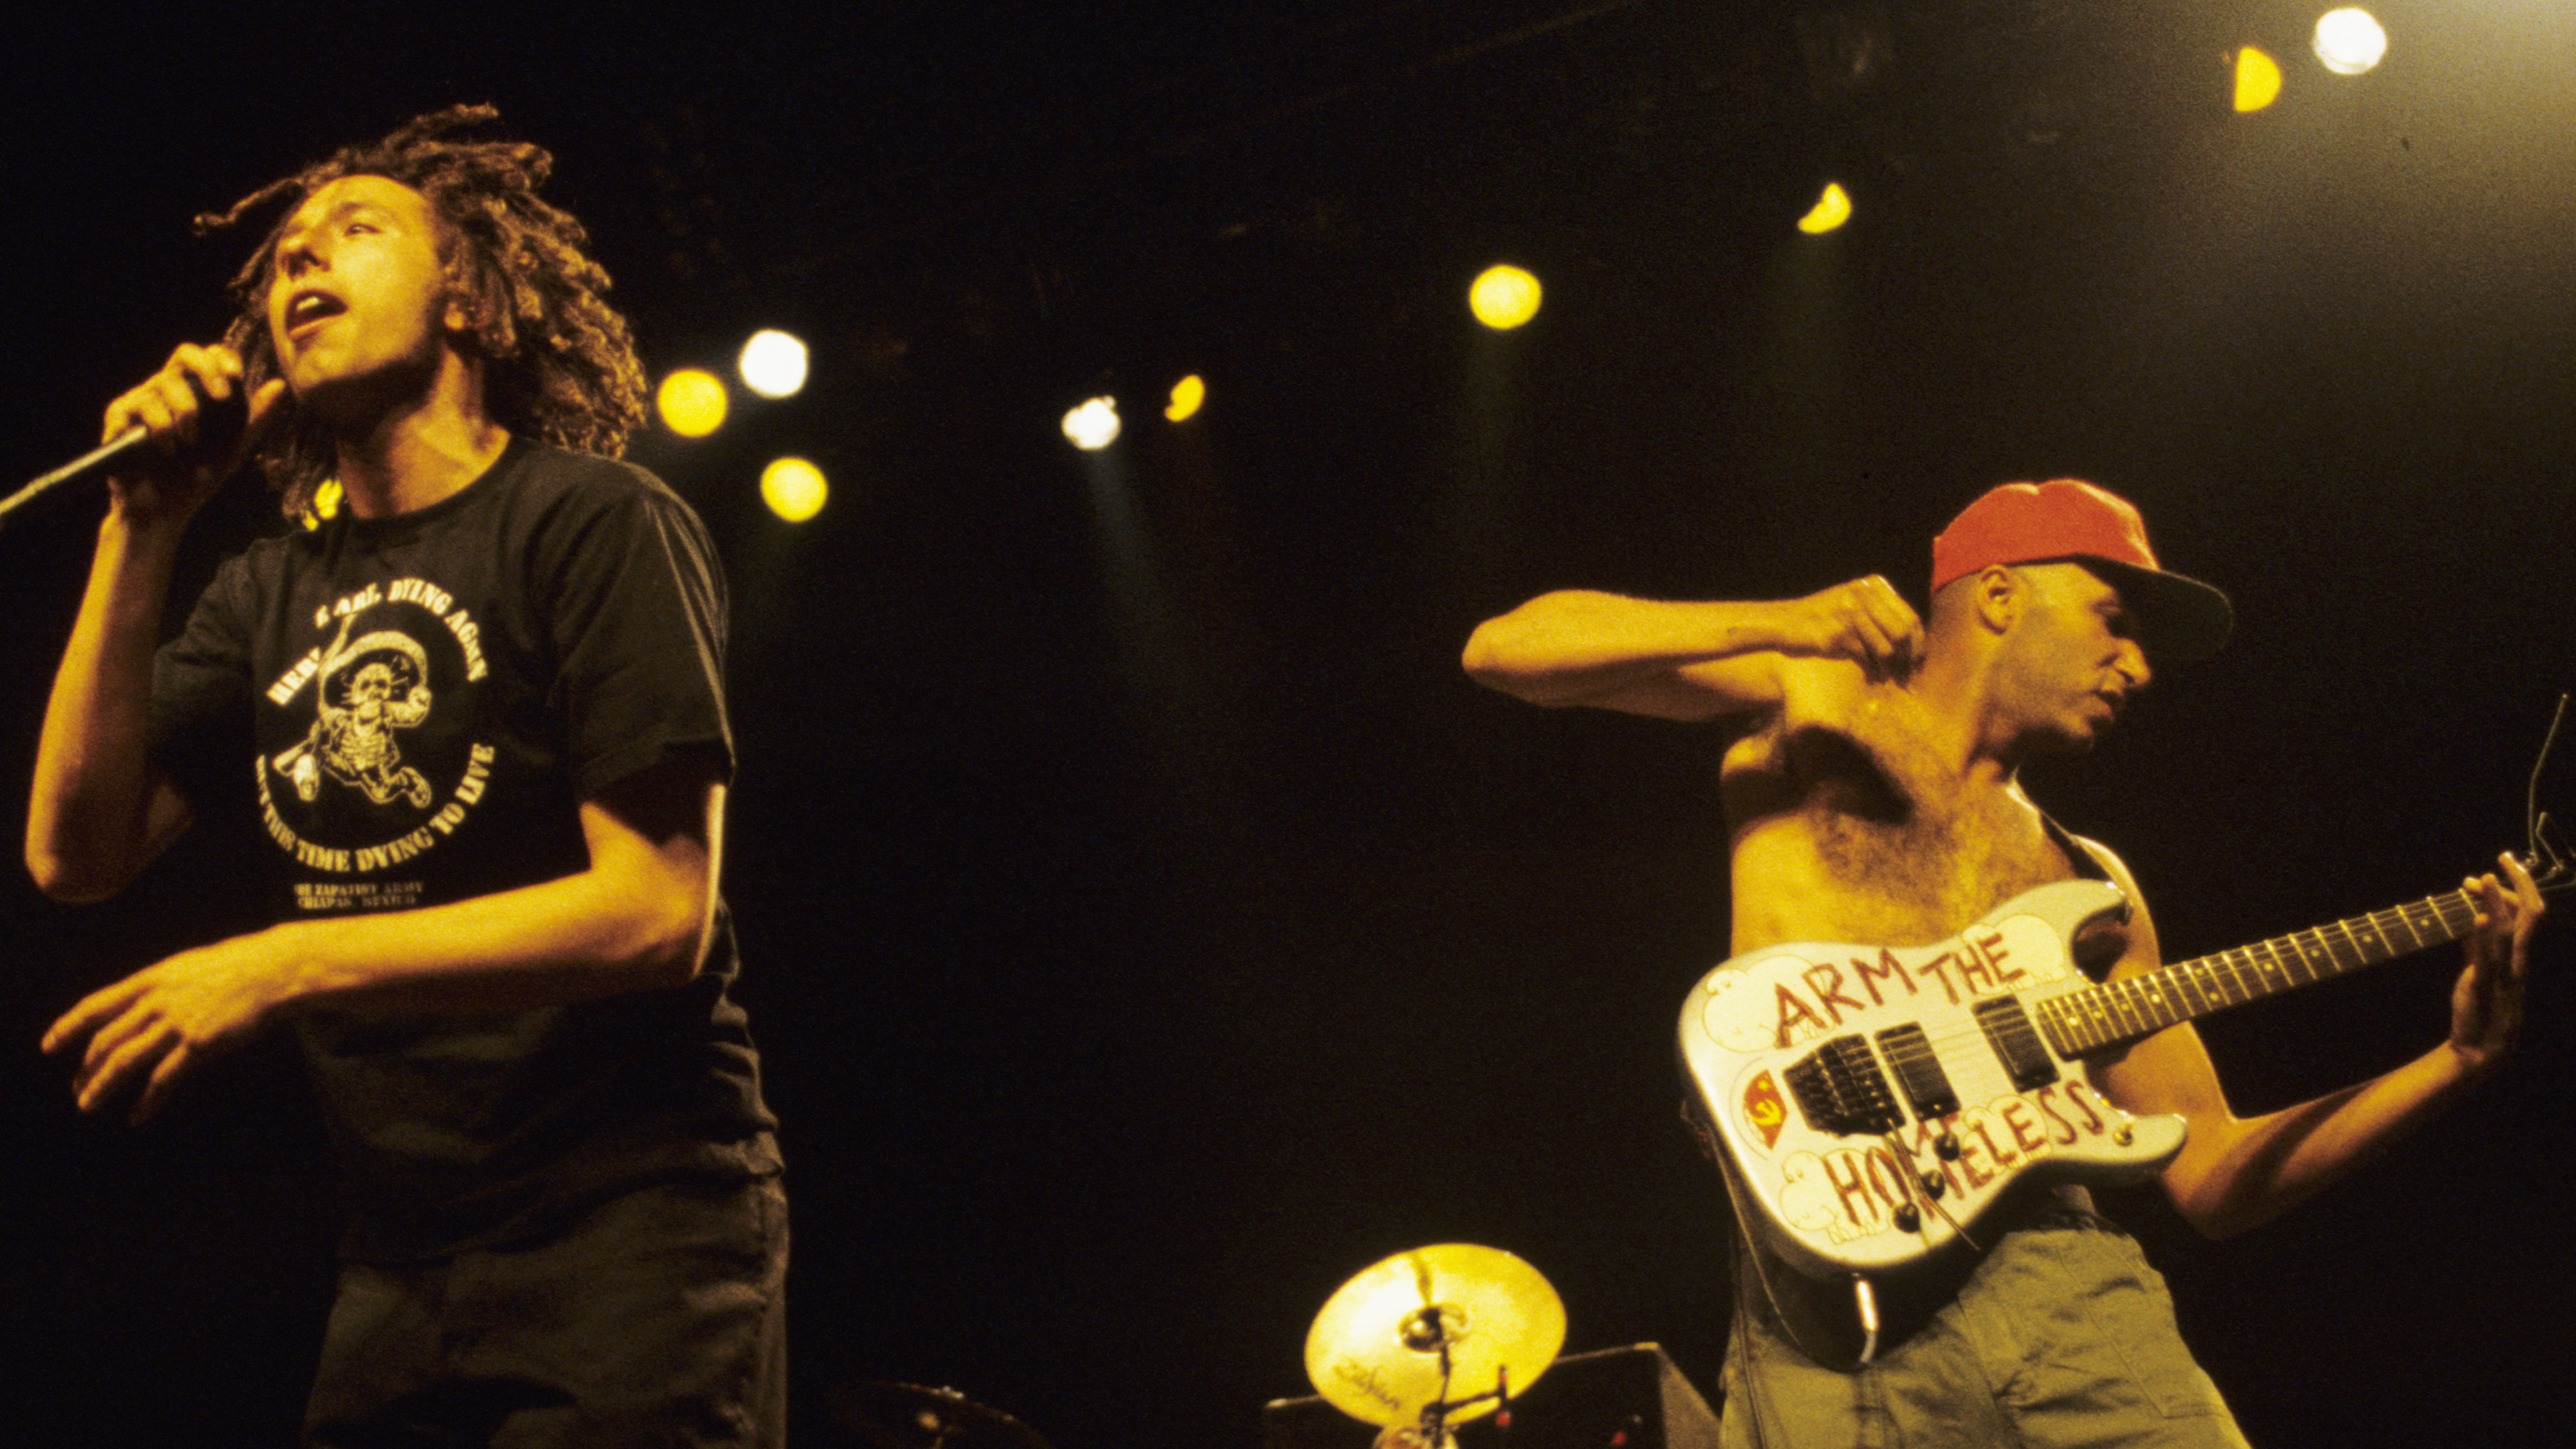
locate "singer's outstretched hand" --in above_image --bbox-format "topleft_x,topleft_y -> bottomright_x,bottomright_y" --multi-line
41,929 -> 292,1123
100,343 -> 284,523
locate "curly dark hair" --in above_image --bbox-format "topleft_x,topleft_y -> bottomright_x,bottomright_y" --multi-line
197,104 -> 648,518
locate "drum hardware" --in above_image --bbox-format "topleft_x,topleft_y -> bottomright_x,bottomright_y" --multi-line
1303,1244 -> 1568,1449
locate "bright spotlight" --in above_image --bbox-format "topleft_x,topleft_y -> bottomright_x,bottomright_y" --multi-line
739,330 -> 810,399
657,368 -> 728,438
2313,9 -> 2387,76
1165,374 -> 1206,423
1469,265 -> 1542,331
1063,397 -> 1121,451
1797,182 -> 1853,234
760,457 -> 828,522
2233,46 -> 2284,112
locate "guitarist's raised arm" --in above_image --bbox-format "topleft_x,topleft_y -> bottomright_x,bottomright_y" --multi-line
2078,838 -> 2547,1240
1461,576 -> 1921,721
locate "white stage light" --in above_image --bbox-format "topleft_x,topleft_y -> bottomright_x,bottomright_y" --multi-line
1063,397 -> 1121,451
739,330 -> 810,399
2313,9 -> 2388,76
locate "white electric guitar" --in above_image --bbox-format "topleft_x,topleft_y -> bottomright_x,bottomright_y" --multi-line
1679,849 -> 2567,1365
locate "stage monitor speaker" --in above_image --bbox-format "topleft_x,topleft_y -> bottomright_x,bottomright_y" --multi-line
1261,1343 -> 1718,1449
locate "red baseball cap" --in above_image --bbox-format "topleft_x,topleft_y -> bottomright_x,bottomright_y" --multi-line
1931,479 -> 2233,661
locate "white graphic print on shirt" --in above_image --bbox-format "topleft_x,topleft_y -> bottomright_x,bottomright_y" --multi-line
255,577 -> 496,913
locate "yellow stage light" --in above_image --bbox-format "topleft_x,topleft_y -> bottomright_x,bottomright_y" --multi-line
1469,265 -> 1542,331
1166,374 -> 1206,423
760,457 -> 828,522
1797,182 -> 1853,234
2233,46 -> 2283,112
301,477 -> 343,530
658,369 -> 728,438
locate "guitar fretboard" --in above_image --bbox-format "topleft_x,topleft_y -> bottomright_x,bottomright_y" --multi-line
2035,888 -> 2484,1055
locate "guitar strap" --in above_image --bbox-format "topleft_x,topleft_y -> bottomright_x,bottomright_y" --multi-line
2038,811 -> 2112,881
2038,812 -> 2118,983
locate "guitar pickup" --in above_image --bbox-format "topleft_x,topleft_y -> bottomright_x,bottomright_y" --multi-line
1972,996 -> 2061,1092
1873,1022 -> 1959,1120
1783,1034 -> 1907,1136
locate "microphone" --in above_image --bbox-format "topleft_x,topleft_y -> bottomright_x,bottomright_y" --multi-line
0,381 -> 254,531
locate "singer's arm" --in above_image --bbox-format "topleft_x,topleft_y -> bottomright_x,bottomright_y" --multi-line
43,763 -> 723,1123
26,506 -> 199,902
26,345 -> 271,902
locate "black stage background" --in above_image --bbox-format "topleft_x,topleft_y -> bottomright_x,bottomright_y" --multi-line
4,3 -> 2571,1446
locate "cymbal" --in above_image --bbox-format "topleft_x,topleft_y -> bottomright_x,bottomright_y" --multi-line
1303,1244 -> 1567,1428
829,1381 -> 1055,1449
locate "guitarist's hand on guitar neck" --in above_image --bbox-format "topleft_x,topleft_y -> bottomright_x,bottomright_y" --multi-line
2450,851 -> 2548,1075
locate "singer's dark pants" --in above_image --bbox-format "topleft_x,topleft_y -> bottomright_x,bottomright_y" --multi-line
301,1173 -> 787,1449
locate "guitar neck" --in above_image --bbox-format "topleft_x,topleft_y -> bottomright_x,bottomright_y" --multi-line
2037,886 -> 2485,1056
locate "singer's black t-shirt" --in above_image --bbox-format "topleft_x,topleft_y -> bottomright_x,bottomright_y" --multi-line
149,439 -> 777,1262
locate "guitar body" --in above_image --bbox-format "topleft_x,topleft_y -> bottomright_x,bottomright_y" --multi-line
1679,843 -> 2567,1367
1680,880 -> 2188,1361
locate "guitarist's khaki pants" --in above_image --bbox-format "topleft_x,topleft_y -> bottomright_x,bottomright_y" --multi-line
1722,1215 -> 2247,1447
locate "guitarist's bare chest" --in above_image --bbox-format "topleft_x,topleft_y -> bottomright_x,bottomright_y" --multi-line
1729,718 -> 2075,951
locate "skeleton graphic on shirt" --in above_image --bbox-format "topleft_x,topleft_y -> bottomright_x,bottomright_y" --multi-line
273,612 -> 435,810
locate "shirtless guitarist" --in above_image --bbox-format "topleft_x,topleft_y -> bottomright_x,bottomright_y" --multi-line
1463,479 -> 2545,1447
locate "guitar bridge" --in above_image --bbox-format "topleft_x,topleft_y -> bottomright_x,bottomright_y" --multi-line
1784,1035 -> 1907,1135
1972,997 -> 2061,1091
